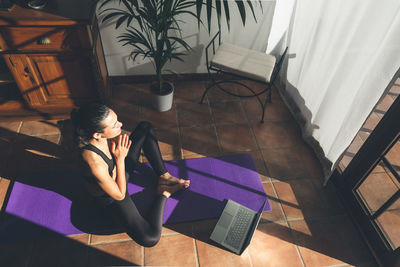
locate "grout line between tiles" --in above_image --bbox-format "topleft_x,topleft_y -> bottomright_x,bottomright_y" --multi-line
292,231 -> 306,267
193,237 -> 200,267
207,97 -> 219,142
22,133 -> 61,137
90,238 -> 132,246
161,232 -> 181,237
199,89 -> 223,154
248,123 -> 262,154
328,264 -> 356,267
270,182 -> 288,225
285,213 -> 351,224
142,245 -> 145,266
213,124 -> 223,154
23,248 -> 31,267
84,243 -> 90,267
26,239 -> 37,267
258,152 -> 274,183
238,99 -> 249,127
247,247 -> 254,267
270,180 -> 306,267
17,121 -> 22,133
174,106 -> 184,161
269,176 -> 320,184
258,150 -> 273,184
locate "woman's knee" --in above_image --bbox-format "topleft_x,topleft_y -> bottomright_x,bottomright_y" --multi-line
138,121 -> 157,137
141,235 -> 161,247
131,121 -> 154,138
137,121 -> 153,132
129,231 -> 161,247
128,121 -> 147,138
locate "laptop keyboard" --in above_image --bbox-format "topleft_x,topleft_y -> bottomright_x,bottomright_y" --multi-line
224,207 -> 253,249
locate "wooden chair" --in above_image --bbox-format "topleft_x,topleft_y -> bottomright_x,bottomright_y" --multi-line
200,31 -> 288,123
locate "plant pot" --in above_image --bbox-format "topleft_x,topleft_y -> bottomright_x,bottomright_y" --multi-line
150,81 -> 174,112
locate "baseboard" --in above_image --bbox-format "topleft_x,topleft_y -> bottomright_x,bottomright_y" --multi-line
110,73 -> 212,84
109,72 -> 243,85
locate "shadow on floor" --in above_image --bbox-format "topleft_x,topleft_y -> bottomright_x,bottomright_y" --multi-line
0,115 -> 375,266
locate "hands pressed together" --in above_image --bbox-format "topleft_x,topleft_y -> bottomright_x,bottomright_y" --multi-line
111,134 -> 132,162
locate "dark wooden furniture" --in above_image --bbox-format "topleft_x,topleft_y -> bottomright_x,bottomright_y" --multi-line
0,1 -> 109,119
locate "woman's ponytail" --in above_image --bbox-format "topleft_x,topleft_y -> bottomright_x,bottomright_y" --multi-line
70,103 -> 110,147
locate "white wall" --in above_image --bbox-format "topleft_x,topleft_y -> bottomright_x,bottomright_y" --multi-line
266,0 -> 295,56
97,1 -> 276,76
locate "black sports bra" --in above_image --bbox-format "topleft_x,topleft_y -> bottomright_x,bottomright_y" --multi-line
82,143 -> 116,184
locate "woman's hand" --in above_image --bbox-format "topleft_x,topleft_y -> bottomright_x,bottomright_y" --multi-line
111,134 -> 132,163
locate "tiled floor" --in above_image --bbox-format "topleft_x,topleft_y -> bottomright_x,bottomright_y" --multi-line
0,80 -> 378,266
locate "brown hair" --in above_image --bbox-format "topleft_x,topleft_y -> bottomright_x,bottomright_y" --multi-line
70,103 -> 110,147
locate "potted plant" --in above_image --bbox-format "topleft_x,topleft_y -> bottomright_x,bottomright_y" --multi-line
98,0 -> 259,111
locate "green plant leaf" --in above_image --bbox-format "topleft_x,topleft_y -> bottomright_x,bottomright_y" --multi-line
170,36 -> 191,52
206,0 -> 212,33
100,11 -> 126,24
98,0 -> 263,90
127,0 -> 139,8
223,0 -> 230,31
216,0 -> 222,31
99,7 -> 124,16
196,0 -> 202,28
235,0 -> 246,26
121,0 -> 135,15
116,15 -> 128,29
175,0 -> 197,10
171,54 -> 185,62
127,15 -> 134,26
246,0 -> 257,23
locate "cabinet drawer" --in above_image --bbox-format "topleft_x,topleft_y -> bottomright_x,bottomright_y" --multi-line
0,26 -> 86,51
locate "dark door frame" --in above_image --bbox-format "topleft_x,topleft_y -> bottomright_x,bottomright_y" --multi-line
331,95 -> 400,266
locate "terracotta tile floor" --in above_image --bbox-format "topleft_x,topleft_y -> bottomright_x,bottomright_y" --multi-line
0,81 -> 378,266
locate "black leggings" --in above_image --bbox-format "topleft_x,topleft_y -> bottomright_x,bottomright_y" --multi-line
111,121 -> 168,247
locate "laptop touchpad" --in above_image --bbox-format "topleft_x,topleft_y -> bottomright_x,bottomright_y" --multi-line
219,213 -> 233,229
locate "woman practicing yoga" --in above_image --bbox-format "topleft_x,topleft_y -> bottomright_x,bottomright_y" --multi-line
71,103 -> 189,247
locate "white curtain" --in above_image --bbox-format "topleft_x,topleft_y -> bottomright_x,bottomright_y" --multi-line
280,0 -> 400,181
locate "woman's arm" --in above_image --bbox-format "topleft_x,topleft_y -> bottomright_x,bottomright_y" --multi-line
87,158 -> 126,200
111,134 -> 132,199
85,134 -> 132,201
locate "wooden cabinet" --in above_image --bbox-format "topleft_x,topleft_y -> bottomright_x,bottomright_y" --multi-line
6,52 -> 97,107
0,1 -> 109,119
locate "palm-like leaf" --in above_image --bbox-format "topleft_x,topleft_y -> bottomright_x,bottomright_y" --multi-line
97,0 -> 259,34
222,0 -> 230,31
96,0 -> 261,92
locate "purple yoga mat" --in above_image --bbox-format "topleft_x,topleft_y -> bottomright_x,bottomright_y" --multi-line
1,154 -> 270,241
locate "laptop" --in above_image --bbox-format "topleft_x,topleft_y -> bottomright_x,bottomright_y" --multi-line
210,198 -> 268,255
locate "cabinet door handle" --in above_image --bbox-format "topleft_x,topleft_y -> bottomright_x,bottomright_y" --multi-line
38,37 -> 51,45
29,76 -> 36,85
24,66 -> 30,75
23,66 -> 35,84
8,57 -> 14,67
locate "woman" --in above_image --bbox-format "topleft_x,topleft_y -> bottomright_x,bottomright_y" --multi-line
70,103 -> 189,247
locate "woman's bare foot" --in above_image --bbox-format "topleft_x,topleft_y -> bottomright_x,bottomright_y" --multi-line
157,181 -> 186,198
159,172 -> 190,188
